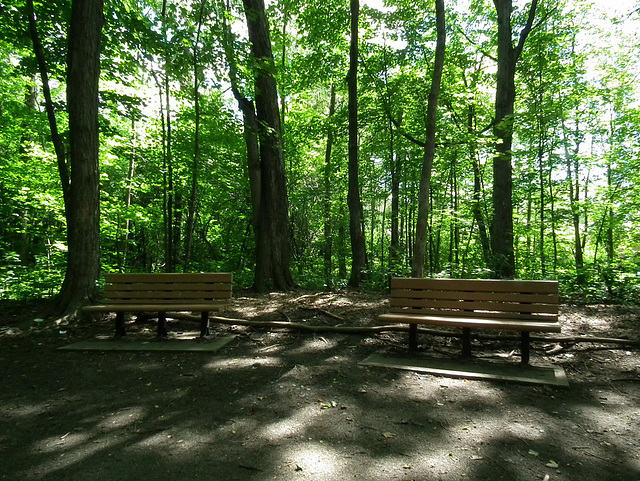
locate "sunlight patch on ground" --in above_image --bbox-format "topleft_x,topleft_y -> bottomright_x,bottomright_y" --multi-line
287,336 -> 339,354
259,404 -> 320,442
97,406 -> 147,430
282,442 -> 341,477
203,355 -> 285,370
28,430 -> 121,479
357,448 -> 468,479
0,401 -> 51,420
131,430 -> 214,455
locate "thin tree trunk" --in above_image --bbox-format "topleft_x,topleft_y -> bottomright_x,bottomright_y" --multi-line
184,0 -> 207,272
121,118 -> 136,269
389,122 -> 400,272
411,0 -> 445,278
468,104 -> 492,267
324,85 -> 336,288
219,0 -> 261,236
26,0 -> 69,205
161,0 -> 175,273
562,117 -> 585,285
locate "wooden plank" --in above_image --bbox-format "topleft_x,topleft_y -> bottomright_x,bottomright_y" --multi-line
105,272 -> 233,283
105,283 -> 232,292
359,352 -> 569,387
59,335 -> 236,352
378,313 -> 561,332
390,289 -> 558,304
388,308 -> 558,321
389,298 -> 559,314
83,302 -> 229,312
104,290 -> 232,300
391,277 -> 558,294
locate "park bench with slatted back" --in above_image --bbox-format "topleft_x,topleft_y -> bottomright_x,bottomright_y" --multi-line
378,278 -> 560,365
83,272 -> 233,338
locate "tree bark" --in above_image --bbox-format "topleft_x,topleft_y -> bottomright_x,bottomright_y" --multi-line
242,0 -> 294,291
347,0 -> 366,287
220,0 -> 261,236
491,0 -> 538,278
26,0 -> 69,206
411,0 -> 445,278
323,85 -> 337,288
389,122 -> 401,273
55,0 -> 103,315
184,0 -> 207,272
160,0 -> 175,272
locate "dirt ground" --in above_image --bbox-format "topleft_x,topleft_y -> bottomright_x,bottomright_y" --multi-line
1,290 -> 639,481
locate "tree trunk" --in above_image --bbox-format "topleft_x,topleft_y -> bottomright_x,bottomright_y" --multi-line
411,0 -> 445,278
119,118 -> 136,269
324,85 -> 336,288
160,0 -> 175,273
491,0 -> 538,278
347,0 -> 366,287
562,117 -> 585,284
220,0 -> 261,236
26,0 -> 69,205
468,104 -> 492,268
389,122 -> 401,273
242,0 -> 294,291
55,0 -> 103,315
184,0 -> 207,272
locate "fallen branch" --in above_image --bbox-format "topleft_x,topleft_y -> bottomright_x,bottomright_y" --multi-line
164,312 -> 640,347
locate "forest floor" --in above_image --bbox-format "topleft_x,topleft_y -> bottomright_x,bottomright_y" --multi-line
1,289 -> 639,481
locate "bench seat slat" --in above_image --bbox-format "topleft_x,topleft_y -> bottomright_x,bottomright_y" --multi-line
84,303 -> 228,312
379,313 -> 562,332
105,283 -> 232,292
391,289 -> 558,304
105,273 -> 232,283
392,277 -> 558,293
104,291 -> 232,301
389,307 -> 557,322
389,298 -> 559,315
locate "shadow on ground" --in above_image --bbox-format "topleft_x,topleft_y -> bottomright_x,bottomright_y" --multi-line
1,293 -> 639,481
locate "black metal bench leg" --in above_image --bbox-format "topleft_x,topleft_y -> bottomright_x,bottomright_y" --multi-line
115,312 -> 126,338
520,331 -> 530,365
409,324 -> 418,351
462,328 -> 472,359
157,312 -> 168,338
200,311 -> 210,337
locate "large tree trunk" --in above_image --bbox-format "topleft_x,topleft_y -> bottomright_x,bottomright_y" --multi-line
242,0 -> 294,291
347,0 -> 367,287
55,0 -> 103,315
491,0 -> 538,278
411,0 -> 445,278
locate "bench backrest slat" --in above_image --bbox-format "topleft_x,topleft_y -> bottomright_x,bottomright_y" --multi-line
389,277 -> 558,322
102,273 -> 233,304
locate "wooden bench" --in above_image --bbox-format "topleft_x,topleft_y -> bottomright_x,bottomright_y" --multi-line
378,278 -> 560,365
83,272 -> 233,338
